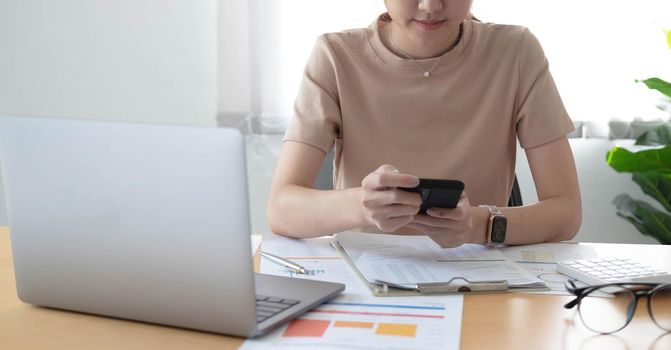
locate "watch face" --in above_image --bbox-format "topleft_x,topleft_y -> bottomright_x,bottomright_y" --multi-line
491,216 -> 507,243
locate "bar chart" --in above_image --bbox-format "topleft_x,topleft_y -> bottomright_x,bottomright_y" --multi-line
243,295 -> 460,350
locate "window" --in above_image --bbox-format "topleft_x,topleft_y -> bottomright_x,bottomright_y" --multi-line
475,0 -> 671,124
220,0 -> 671,133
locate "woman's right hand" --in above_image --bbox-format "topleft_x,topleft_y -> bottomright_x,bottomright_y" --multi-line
360,164 -> 422,232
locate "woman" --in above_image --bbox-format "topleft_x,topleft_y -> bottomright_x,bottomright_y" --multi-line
267,0 -> 582,247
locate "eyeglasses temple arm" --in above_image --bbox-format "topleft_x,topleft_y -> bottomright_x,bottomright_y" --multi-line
563,279 -> 584,309
564,297 -> 580,309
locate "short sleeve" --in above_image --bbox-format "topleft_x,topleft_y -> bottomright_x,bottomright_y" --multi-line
515,29 -> 574,149
283,35 -> 342,154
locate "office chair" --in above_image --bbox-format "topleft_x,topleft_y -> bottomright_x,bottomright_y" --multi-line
314,150 -> 523,207
508,176 -> 523,207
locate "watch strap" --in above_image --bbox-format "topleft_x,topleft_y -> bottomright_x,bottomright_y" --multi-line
481,205 -> 503,217
479,205 -> 506,245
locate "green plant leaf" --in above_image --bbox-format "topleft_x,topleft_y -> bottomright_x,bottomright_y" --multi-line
667,29 -> 671,49
637,77 -> 671,98
613,194 -> 671,244
635,124 -> 671,145
606,146 -> 671,173
631,172 -> 671,211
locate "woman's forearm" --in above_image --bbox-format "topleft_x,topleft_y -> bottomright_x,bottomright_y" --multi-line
496,194 -> 582,245
267,185 -> 366,238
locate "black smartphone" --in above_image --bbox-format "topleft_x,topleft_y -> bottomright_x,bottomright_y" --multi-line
400,179 -> 465,213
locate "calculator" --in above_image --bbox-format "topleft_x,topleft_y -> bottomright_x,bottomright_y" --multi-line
557,258 -> 671,286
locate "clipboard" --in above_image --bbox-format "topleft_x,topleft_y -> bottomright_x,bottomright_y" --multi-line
331,241 -> 510,296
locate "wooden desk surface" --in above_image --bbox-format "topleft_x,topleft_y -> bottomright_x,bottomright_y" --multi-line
1,226 -> 670,350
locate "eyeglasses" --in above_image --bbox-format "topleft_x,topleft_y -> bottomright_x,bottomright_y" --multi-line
564,279 -> 671,334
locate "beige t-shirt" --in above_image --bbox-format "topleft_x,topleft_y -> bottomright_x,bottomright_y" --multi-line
284,16 -> 574,209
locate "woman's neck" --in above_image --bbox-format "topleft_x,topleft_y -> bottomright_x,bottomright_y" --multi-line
381,21 -> 463,59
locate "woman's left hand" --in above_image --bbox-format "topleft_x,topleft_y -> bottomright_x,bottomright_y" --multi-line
405,192 -> 476,248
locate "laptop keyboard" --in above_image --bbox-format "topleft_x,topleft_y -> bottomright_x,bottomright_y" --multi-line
255,295 -> 300,323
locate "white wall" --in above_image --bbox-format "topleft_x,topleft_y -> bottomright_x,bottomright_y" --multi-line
516,139 -> 660,244
0,0 -> 218,125
218,0 -> 250,115
0,0 -> 219,226
474,0 -> 671,123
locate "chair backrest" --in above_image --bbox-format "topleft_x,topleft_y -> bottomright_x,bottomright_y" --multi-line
315,150 -> 524,207
508,176 -> 523,207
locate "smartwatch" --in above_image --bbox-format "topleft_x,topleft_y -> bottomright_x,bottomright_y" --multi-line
479,205 -> 507,245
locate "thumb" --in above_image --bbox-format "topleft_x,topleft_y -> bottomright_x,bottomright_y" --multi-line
376,164 -> 400,174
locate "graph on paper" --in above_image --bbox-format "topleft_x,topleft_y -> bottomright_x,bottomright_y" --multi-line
282,301 -> 439,338
247,235 -> 464,350
242,296 -> 458,350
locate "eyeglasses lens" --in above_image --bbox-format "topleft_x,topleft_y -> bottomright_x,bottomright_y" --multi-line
650,284 -> 671,331
578,285 -> 635,334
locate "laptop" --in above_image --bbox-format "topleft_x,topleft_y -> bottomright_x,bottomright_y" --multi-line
0,115 -> 344,337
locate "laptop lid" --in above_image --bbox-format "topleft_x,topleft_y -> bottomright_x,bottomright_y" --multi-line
0,115 -> 261,335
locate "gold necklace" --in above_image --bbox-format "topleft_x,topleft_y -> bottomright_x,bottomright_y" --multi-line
388,23 -> 463,78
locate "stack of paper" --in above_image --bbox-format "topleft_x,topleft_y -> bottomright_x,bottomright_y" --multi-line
246,232 -> 464,350
499,243 -> 598,295
335,232 -> 547,294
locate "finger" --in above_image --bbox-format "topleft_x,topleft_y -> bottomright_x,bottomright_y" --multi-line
363,172 -> 419,190
404,222 -> 427,233
377,172 -> 419,189
406,222 -> 463,236
367,204 -> 420,225
426,230 -> 468,248
363,189 -> 422,208
375,164 -> 400,174
372,164 -> 419,189
405,222 -> 453,236
374,203 -> 421,218
430,236 -> 466,248
412,213 -> 456,227
425,207 -> 468,220
411,214 -> 473,239
405,223 -> 466,248
456,192 -> 470,207
424,192 -> 470,218
363,165 -> 399,189
378,215 -> 415,233
386,189 -> 423,207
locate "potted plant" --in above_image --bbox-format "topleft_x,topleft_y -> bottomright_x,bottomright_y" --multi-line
606,29 -> 671,244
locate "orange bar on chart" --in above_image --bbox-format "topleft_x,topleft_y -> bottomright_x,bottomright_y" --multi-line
376,323 -> 417,337
333,321 -> 374,329
283,319 -> 330,337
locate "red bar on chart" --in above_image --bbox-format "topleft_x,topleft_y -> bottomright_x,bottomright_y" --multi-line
283,319 -> 331,337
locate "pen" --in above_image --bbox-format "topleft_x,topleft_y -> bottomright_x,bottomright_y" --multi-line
260,251 -> 307,275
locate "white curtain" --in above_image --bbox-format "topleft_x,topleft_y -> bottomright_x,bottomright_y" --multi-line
475,0 -> 671,129
218,0 -> 671,134
218,0 -> 385,133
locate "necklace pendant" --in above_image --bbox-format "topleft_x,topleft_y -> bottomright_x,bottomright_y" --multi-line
423,71 -> 429,78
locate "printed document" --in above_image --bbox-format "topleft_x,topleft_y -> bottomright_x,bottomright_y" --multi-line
499,243 -> 599,295
336,231 -> 546,290
245,232 -> 463,350
240,294 -> 462,350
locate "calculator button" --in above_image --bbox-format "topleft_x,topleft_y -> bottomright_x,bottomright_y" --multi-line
557,258 -> 671,285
